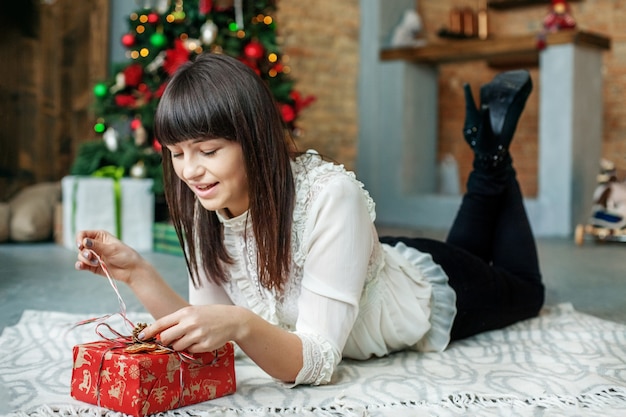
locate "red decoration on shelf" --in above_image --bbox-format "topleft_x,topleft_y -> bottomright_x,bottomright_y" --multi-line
536,0 -> 576,50
536,37 -> 547,50
543,0 -> 576,32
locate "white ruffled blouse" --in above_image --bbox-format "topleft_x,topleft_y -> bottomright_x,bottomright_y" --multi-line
188,152 -> 457,386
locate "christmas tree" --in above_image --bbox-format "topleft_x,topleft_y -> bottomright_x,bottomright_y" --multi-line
71,0 -> 314,198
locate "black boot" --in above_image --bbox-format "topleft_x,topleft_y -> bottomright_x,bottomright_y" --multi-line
480,69 -> 533,150
472,106 -> 512,172
463,70 -> 533,172
462,83 -> 481,149
463,85 -> 510,172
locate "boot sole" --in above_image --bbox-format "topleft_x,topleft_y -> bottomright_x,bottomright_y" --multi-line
480,70 -> 533,140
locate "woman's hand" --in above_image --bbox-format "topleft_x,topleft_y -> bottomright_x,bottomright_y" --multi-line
75,230 -> 142,284
75,229 -> 188,319
139,305 -> 247,354
139,305 -> 304,383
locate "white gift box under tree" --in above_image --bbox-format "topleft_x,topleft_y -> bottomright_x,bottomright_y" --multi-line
61,176 -> 154,252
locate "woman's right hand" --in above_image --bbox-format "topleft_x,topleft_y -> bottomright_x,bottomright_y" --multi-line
75,230 -> 142,284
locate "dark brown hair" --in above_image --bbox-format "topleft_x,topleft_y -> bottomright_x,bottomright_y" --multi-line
154,53 -> 296,292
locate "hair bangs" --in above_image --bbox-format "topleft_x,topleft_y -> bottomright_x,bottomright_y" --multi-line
155,68 -> 237,146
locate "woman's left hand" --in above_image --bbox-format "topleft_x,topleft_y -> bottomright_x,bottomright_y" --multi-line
139,304 -> 247,353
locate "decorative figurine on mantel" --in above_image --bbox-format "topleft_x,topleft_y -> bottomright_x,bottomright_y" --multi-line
543,0 -> 576,31
436,2 -> 488,41
390,7 -> 426,47
537,0 -> 576,49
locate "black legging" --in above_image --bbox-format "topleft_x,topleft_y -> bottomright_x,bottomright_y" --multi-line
380,168 -> 544,341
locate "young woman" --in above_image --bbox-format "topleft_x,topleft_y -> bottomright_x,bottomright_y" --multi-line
75,53 -> 544,386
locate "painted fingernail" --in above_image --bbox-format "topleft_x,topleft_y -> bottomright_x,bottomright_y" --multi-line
85,239 -> 93,248
82,250 -> 98,265
138,332 -> 145,340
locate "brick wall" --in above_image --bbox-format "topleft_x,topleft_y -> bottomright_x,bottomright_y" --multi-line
281,1 -> 624,196
276,1 -> 360,169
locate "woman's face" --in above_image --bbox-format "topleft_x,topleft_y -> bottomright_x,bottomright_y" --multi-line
166,138 -> 249,218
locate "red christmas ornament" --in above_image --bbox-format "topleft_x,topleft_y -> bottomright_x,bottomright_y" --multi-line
115,94 -> 137,108
153,138 -> 162,153
199,0 -> 213,14
137,83 -> 152,102
239,58 -> 261,75
155,82 -> 168,98
123,63 -> 144,88
130,118 -> 143,131
163,39 -> 190,75
280,103 -> 296,123
121,33 -> 136,47
147,13 -> 159,24
244,41 -> 265,60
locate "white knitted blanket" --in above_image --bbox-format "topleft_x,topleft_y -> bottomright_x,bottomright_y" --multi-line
1,304 -> 626,417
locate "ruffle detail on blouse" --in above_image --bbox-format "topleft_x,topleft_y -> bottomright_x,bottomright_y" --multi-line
217,209 -> 281,326
391,241 -> 457,352
215,209 -> 250,231
231,266 -> 279,325
290,151 -> 376,268
290,331 -> 339,386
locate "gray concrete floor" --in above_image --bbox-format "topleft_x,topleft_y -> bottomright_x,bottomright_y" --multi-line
1,229 -> 625,333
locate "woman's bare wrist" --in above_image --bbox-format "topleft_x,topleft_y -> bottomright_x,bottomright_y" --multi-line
126,256 -> 156,288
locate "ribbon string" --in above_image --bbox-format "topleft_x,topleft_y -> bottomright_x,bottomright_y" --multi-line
71,249 -> 135,334
72,250 -> 200,363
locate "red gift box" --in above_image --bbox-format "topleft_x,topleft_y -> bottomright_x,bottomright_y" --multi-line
71,340 -> 236,416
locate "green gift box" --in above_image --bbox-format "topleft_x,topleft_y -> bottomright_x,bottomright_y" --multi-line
153,222 -> 183,256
